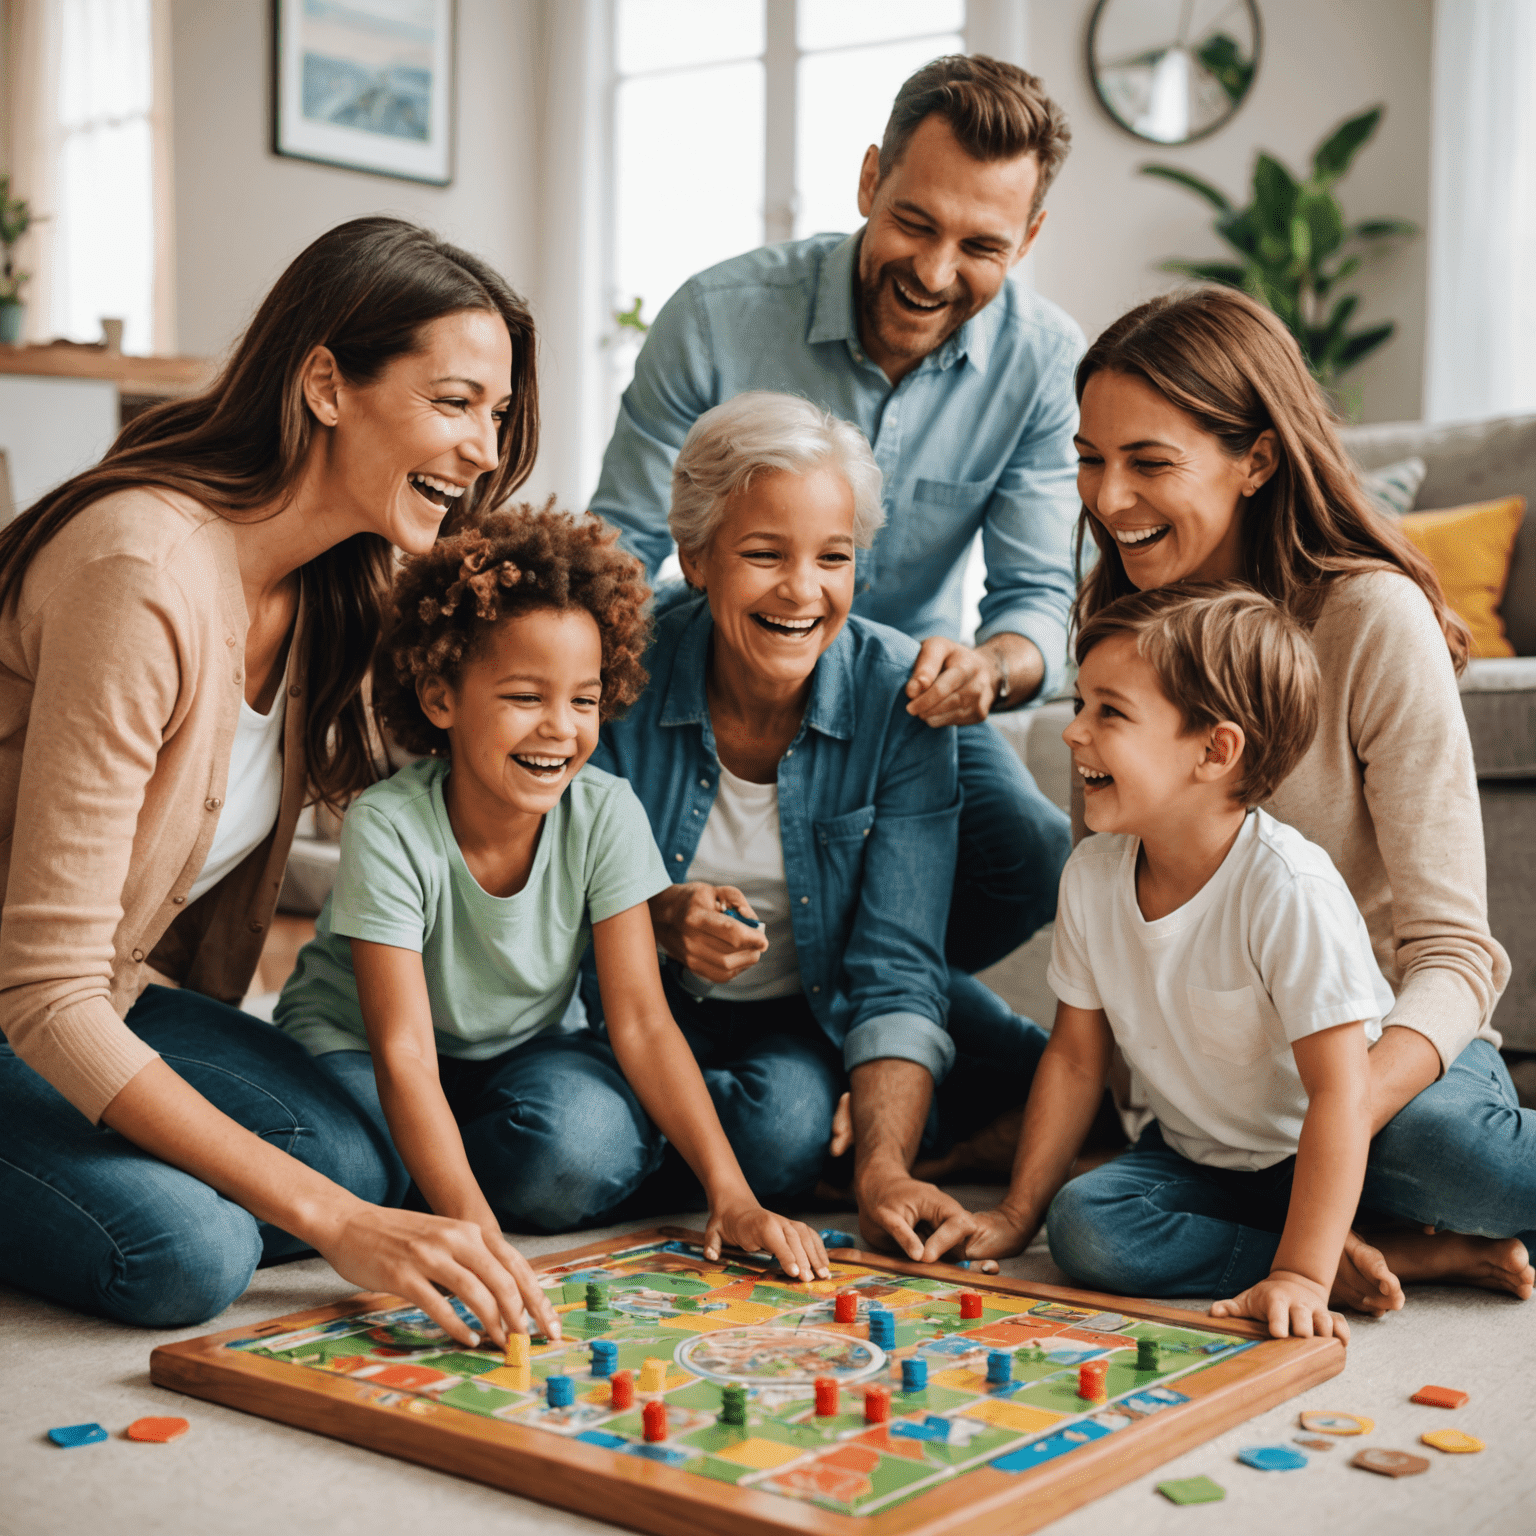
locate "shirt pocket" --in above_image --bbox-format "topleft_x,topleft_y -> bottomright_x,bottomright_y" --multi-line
913,477 -> 993,513
1185,984 -> 1270,1066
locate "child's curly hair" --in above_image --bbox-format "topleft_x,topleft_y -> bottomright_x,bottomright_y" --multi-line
375,502 -> 652,757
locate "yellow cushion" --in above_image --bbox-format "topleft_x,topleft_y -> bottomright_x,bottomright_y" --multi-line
1398,495 -> 1526,658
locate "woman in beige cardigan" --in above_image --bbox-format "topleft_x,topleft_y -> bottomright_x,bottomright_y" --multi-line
1031,286 -> 1531,1311
0,217 -> 560,1345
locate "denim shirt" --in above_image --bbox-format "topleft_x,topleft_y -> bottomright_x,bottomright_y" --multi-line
591,231 -> 1086,698
590,589 -> 960,1082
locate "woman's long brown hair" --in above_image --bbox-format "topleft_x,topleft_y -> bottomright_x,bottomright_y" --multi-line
0,216 -> 539,807
1072,287 -> 1469,670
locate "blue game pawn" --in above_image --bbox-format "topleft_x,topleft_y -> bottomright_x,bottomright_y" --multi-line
48,1423 -> 107,1449
868,1307 -> 896,1349
546,1374 -> 575,1409
590,1340 -> 618,1379
1238,1445 -> 1307,1472
987,1349 -> 1013,1386
901,1357 -> 928,1393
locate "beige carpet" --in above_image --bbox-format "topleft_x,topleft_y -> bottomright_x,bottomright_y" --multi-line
3,1195 -> 1531,1536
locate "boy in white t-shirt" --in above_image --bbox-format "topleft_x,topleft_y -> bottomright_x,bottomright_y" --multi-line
965,585 -> 1392,1339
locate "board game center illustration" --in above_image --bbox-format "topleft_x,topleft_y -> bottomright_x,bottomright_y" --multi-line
150,1231 -> 1355,1534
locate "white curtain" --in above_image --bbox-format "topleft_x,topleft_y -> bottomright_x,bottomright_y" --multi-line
1425,0 -> 1536,422
4,0 -> 173,353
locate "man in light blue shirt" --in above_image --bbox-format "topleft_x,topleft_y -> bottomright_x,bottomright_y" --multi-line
593,55 -> 1079,1259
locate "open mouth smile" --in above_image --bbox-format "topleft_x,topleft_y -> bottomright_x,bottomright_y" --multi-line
512,753 -> 570,783
891,278 -> 947,314
1112,524 -> 1171,551
1076,762 -> 1114,790
409,473 -> 468,512
751,613 -> 823,639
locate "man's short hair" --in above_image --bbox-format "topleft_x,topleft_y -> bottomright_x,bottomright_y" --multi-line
669,390 -> 885,558
1075,584 -> 1321,807
879,54 -> 1071,215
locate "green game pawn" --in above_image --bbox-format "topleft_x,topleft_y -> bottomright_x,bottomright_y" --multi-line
1136,1338 -> 1160,1373
585,1281 -> 607,1313
719,1384 -> 749,1427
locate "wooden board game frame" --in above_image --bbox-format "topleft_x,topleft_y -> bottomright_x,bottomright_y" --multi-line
150,1228 -> 1344,1536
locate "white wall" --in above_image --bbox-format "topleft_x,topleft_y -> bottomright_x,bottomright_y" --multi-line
168,0 -> 540,363
1026,0 -> 1434,423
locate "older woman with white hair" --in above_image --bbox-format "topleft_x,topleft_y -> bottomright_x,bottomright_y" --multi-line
589,392 -> 1046,1257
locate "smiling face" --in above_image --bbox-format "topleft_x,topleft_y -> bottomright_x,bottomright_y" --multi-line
1064,634 -> 1234,837
419,606 -> 603,823
316,309 -> 514,554
854,114 -> 1043,379
679,464 -> 857,693
1075,369 -> 1277,590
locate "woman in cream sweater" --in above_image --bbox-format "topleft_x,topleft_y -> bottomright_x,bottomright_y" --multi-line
0,217 -> 560,1345
1061,286 -> 1532,1311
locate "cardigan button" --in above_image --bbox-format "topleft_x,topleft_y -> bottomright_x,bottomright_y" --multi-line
800,896 -> 809,905
225,637 -> 235,648
249,922 -> 264,934
205,798 -> 222,811
131,948 -> 144,962
674,853 -> 684,863
171,895 -> 186,905
698,778 -> 709,788
289,684 -> 301,696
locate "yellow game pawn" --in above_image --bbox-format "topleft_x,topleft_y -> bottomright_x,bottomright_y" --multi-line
638,1357 -> 668,1394
503,1332 -> 532,1391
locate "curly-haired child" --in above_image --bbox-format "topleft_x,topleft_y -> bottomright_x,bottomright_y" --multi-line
276,506 -> 829,1342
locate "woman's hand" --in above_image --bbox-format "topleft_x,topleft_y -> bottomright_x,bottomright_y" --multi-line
649,883 -> 769,984
703,1199 -> 831,1281
1210,1269 -> 1350,1342
317,1200 -> 564,1349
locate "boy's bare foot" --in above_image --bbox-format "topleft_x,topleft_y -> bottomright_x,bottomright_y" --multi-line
1372,1228 -> 1533,1300
1331,1230 -> 1405,1316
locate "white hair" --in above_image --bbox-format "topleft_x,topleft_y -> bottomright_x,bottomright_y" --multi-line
668,391 -> 885,557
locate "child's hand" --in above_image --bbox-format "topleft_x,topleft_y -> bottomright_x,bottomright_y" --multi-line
959,1205 -> 1038,1267
704,1201 -> 831,1281
1210,1269 -> 1350,1342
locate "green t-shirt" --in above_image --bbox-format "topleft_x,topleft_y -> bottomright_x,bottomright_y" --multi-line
274,756 -> 670,1060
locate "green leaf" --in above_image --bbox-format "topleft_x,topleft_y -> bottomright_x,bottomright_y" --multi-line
1337,321 -> 1395,370
1139,164 -> 1234,213
1158,259 -> 1248,286
1289,214 -> 1313,269
1350,218 -> 1418,240
1297,189 -> 1346,265
1314,254 -> 1362,299
1253,154 -> 1300,235
1313,107 -> 1383,182
1216,205 -> 1261,258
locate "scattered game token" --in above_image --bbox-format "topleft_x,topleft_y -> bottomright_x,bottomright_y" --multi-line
1298,1410 -> 1374,1435
1294,1436 -> 1334,1452
1422,1429 -> 1484,1455
126,1417 -> 190,1443
818,1230 -> 859,1250
1238,1445 -> 1308,1471
47,1423 -> 107,1449
1156,1475 -> 1226,1505
1352,1448 -> 1430,1478
1411,1385 -> 1469,1409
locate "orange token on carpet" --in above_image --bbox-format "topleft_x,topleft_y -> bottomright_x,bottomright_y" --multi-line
126,1416 -> 190,1443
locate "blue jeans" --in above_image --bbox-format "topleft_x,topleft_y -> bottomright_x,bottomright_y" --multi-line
948,721 -> 1071,974
0,986 -> 406,1328
1047,1040 -> 1536,1296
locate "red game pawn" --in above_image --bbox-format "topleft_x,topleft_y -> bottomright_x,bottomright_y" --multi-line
610,1370 -> 634,1410
642,1399 -> 668,1442
864,1385 -> 891,1424
1078,1360 -> 1108,1402
834,1291 -> 858,1324
814,1377 -> 840,1417
958,1292 -> 983,1320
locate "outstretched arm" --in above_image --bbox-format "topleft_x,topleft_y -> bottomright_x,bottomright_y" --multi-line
1211,1021 -> 1369,1340
962,1001 -> 1113,1261
593,902 -> 829,1280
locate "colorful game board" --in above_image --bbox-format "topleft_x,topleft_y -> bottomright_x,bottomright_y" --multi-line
150,1229 -> 1344,1536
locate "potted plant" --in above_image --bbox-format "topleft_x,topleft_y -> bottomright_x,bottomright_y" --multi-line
1141,107 -> 1417,394
0,174 -> 33,347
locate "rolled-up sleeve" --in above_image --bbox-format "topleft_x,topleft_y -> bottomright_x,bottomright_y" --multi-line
836,703 -> 960,1080
590,282 -> 718,579
974,325 -> 1084,701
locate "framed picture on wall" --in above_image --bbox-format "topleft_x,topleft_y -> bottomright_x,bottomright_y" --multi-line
272,0 -> 455,185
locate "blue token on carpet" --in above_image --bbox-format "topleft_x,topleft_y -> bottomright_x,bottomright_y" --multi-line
1238,1444 -> 1308,1471
818,1229 -> 859,1250
48,1423 -> 108,1448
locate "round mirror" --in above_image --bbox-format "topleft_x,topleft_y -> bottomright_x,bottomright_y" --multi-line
1088,0 -> 1262,145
